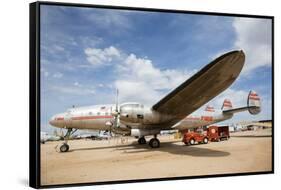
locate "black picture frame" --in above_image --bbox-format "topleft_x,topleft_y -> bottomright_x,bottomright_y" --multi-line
29,1 -> 274,188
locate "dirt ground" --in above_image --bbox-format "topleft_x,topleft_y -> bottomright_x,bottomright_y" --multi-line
41,129 -> 272,185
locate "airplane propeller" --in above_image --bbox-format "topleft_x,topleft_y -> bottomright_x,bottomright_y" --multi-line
110,88 -> 120,136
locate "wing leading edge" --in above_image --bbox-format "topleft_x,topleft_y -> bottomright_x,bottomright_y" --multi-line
152,50 -> 245,121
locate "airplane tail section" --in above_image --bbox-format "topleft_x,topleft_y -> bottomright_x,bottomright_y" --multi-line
222,90 -> 261,115
221,99 -> 233,111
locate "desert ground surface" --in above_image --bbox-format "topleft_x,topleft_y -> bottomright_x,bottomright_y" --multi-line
41,129 -> 272,185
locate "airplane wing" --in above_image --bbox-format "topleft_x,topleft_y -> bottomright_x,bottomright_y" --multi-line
152,50 -> 245,125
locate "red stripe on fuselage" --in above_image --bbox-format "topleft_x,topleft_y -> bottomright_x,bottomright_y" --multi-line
201,116 -> 213,121
185,116 -> 201,120
71,115 -> 113,120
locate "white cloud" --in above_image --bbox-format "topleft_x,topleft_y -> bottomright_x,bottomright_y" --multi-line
115,80 -> 162,105
233,18 -> 272,74
49,84 -> 95,96
115,53 -> 196,105
41,68 -> 49,78
83,45 -> 196,105
84,46 -> 121,67
73,82 -> 80,86
98,83 -> 104,88
52,72 -> 63,78
53,45 -> 65,52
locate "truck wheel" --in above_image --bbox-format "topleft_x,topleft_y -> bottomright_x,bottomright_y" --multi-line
189,138 -> 195,145
184,142 -> 189,146
203,137 -> 208,144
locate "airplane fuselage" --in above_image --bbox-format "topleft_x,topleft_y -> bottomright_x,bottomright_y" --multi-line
49,103 -> 233,133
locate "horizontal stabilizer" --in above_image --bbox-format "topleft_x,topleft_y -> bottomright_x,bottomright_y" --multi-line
223,90 -> 261,115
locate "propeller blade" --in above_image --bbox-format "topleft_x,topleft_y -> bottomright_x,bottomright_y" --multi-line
109,88 -> 120,136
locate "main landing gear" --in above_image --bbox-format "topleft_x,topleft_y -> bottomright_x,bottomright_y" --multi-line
137,135 -> 160,148
138,136 -> 147,144
59,128 -> 77,153
149,135 -> 160,148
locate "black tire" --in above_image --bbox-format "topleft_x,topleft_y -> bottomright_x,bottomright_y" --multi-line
189,138 -> 195,145
149,138 -> 160,148
60,143 -> 69,152
184,141 -> 189,146
203,137 -> 208,144
138,137 -> 146,144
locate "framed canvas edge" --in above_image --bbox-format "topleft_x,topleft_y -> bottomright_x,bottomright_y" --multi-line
29,1 -> 275,189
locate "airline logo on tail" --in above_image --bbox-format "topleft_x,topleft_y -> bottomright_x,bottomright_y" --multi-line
205,105 -> 215,112
221,99 -> 233,110
247,90 -> 261,114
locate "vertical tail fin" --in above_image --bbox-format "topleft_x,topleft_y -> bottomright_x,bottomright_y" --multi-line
205,105 -> 215,112
247,90 -> 261,114
221,99 -> 233,111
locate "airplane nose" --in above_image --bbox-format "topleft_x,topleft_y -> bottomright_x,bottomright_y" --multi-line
49,115 -> 56,126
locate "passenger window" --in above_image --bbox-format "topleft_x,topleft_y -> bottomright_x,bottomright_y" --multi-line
97,112 -> 100,115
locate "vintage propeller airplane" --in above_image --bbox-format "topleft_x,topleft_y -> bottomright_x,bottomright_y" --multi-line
49,50 -> 261,152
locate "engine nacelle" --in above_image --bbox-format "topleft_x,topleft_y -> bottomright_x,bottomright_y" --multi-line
112,127 -> 131,135
119,102 -> 172,126
130,129 -> 161,137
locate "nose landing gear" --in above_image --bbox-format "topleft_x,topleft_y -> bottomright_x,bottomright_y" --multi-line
59,128 -> 77,153
60,143 -> 69,152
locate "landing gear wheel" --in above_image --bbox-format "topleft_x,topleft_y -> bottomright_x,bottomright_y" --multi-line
60,143 -> 69,152
203,137 -> 208,144
149,138 -> 160,148
189,138 -> 195,145
138,137 -> 146,144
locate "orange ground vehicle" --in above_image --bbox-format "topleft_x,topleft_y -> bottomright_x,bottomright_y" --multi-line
182,131 -> 209,145
207,125 -> 230,142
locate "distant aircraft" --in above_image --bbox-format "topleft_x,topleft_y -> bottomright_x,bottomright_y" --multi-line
76,131 -> 110,140
40,132 -> 61,144
49,50 -> 261,152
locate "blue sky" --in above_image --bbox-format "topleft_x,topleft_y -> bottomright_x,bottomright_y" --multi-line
40,5 -> 272,133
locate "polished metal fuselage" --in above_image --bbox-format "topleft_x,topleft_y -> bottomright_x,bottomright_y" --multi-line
49,103 -> 233,133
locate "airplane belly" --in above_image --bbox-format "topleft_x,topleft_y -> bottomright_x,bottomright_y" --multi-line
175,119 -> 213,130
